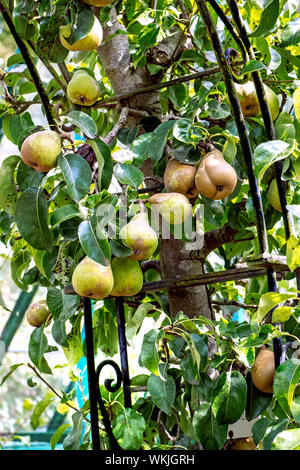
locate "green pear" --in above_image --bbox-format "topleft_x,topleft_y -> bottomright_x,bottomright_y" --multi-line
234,81 -> 279,121
59,15 -> 103,51
119,211 -> 158,261
67,70 -> 100,106
110,257 -> 143,296
72,256 -> 114,299
195,146 -> 237,200
26,300 -> 51,327
164,158 -> 198,199
267,178 -> 282,212
148,192 -> 192,225
21,130 -> 61,172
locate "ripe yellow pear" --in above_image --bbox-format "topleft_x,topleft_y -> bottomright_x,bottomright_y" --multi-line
26,300 -> 51,327
59,16 -> 103,51
195,147 -> 237,200
267,178 -> 282,212
251,346 -> 275,394
21,130 -> 62,173
67,70 -> 100,106
148,192 -> 192,225
110,257 -> 143,296
234,81 -> 279,121
164,158 -> 198,199
119,211 -> 158,261
83,0 -> 114,5
72,256 -> 114,299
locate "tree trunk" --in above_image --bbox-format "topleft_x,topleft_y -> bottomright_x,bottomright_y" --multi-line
97,8 -> 213,320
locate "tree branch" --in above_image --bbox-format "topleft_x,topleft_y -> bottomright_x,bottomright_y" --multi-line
0,1 -> 58,131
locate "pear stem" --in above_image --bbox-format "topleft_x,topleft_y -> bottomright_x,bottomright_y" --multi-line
0,1 -> 58,132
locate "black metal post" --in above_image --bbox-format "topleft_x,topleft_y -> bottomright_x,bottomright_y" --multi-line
115,297 -> 132,408
82,296 -> 100,451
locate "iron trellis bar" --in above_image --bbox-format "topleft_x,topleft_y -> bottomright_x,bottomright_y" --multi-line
82,297 -> 101,451
115,297 -> 132,409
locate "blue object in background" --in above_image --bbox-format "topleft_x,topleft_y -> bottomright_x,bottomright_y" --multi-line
232,296 -> 245,323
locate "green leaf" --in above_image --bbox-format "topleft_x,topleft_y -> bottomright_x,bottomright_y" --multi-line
127,303 -> 157,341
50,423 -> 71,450
147,365 -> 176,415
67,8 -> 94,45
293,87 -> 300,123
253,140 -> 296,184
262,418 -> 289,450
251,292 -> 297,326
211,370 -> 247,425
246,373 -> 272,421
0,363 -> 24,386
148,120 -> 175,163
113,408 -> 146,450
113,162 -> 144,188
249,0 -> 279,37
28,326 -> 53,374
58,153 -> 92,202
272,306 -> 293,323
62,315 -> 83,365
87,138 -> 113,191
15,187 -> 53,252
30,390 -> 55,430
271,429 -> 300,450
63,411 -> 83,450
240,60 -> 268,75
52,319 -> 69,348
281,17 -> 300,46
0,155 -> 20,215
65,111 -> 97,139
207,100 -> 231,119
78,219 -> 111,266
51,204 -> 82,227
46,287 -> 80,321
16,161 -> 44,192
192,402 -> 228,450
140,329 -> 160,376
273,359 -> 300,417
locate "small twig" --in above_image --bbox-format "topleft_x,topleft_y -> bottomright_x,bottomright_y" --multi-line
157,410 -> 181,445
211,299 -> 258,309
58,62 -> 71,83
103,107 -> 129,145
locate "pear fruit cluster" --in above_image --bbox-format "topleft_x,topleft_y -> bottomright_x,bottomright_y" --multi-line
71,255 -> 144,300
251,346 -> 275,394
26,300 -> 51,327
234,81 -> 279,121
195,147 -> 237,200
21,130 -> 62,173
163,146 -> 237,204
59,15 -> 103,51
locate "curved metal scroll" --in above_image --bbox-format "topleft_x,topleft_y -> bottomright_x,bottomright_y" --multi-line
95,359 -> 122,450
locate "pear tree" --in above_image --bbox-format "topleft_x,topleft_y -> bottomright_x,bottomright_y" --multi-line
0,0 -> 299,453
